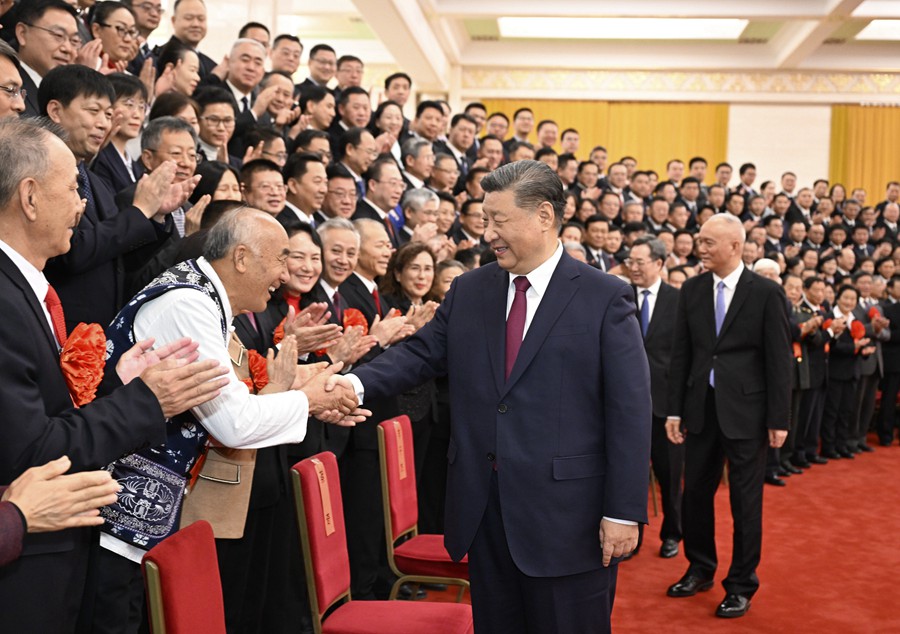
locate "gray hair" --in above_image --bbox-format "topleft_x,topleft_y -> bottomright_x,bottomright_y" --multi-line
0,40 -> 19,66
203,207 -> 273,260
401,138 -> 431,164
705,211 -> 747,242
353,217 -> 388,241
753,258 -> 780,275
141,116 -> 199,152
0,117 -> 66,209
481,160 -> 566,226
631,236 -> 667,262
231,38 -> 266,57
401,187 -> 438,212
563,241 -> 587,257
317,217 -> 360,246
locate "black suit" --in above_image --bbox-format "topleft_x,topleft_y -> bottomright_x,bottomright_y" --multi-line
44,169 -> 169,333
90,143 -> 142,197
794,301 -> 831,462
667,267 -> 791,597
636,282 -> 683,543
0,250 -> 165,634
336,273 -> 400,598
820,311 -> 864,454
18,67 -> 40,117
878,301 -> 900,444
353,198 -> 400,248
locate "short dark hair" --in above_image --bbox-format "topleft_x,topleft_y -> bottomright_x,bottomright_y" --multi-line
363,157 -> 397,186
715,162 -> 732,171
284,152 -> 324,183
308,44 -> 335,59
415,100 -> 443,119
577,160 -> 597,174
338,86 -> 368,108
513,107 -> 533,120
39,64 -> 115,115
155,38 -> 196,80
90,2 -> 135,28
560,128 -> 578,140
239,158 -> 282,187
481,160 -> 565,226
460,198 -> 483,217
739,162 -> 756,175
273,34 -> 302,49
534,147 -> 558,161
299,85 -> 331,112
536,119 -> 557,131
681,176 -> 700,187
293,128 -> 330,154
584,214 -> 609,230
464,102 -> 486,114
17,0 -> 78,26
326,162 -> 354,181
337,55 -> 363,69
384,72 -> 412,90
450,113 -> 476,129
193,86 -> 237,116
148,91 -> 199,121
688,156 -> 707,168
239,21 -> 270,39
487,112 -> 509,123
106,72 -> 148,102
190,160 -> 240,204
337,126 -> 370,159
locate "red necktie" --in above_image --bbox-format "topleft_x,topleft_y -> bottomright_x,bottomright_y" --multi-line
505,276 -> 530,380
332,290 -> 343,321
372,288 -> 383,317
383,217 -> 396,243
44,285 -> 67,347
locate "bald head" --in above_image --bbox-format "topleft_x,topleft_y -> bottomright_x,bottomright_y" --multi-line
697,213 -> 746,277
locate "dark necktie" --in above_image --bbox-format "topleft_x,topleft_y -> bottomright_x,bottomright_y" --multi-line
383,217 -> 396,244
640,289 -> 651,338
44,285 -> 67,348
241,96 -> 250,114
505,276 -> 530,380
332,290 -> 343,322
372,288 -> 383,317
77,162 -> 95,218
355,178 -> 366,200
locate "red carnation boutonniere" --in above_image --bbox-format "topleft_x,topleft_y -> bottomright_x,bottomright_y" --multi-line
59,323 -> 107,406
242,349 -> 269,392
868,306 -> 882,321
273,318 -> 286,346
313,307 -> 370,356
850,320 -> 866,341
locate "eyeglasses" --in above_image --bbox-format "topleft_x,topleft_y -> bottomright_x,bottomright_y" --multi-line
200,115 -> 236,128
0,85 -> 26,101
98,23 -> 140,40
434,166 -> 460,175
262,150 -> 289,162
254,183 -> 286,194
147,148 -> 202,164
311,57 -> 336,67
624,258 -> 655,268
374,179 -> 407,191
135,2 -> 165,14
119,98 -> 147,112
327,189 -> 357,200
24,23 -> 82,48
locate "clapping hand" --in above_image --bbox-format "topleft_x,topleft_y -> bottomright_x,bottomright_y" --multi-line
326,325 -> 377,366
263,336 -> 298,393
282,305 -> 343,354
116,337 -> 200,384
405,302 -> 438,332
370,313 -> 415,347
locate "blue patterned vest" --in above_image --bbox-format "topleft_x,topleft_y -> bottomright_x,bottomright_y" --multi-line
99,259 -> 228,553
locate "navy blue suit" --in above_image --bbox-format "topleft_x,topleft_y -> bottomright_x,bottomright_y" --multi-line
353,251 -> 651,631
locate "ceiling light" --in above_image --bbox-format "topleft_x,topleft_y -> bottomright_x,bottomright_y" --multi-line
497,17 -> 748,40
855,19 -> 900,40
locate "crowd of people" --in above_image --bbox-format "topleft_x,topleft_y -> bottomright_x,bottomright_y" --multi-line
0,0 -> 898,632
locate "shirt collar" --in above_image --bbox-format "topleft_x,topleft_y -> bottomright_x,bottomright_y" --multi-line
196,256 -> 234,329
509,242 -> 564,298
0,238 -> 48,307
226,79 -> 251,103
319,279 -> 338,300
712,261 -> 745,290
403,171 -> 424,189
352,270 -> 377,292
19,62 -> 42,87
284,200 -> 314,224
363,197 -> 388,218
341,162 -> 361,181
833,305 -> 853,322
638,277 -> 662,296
199,138 -> 219,160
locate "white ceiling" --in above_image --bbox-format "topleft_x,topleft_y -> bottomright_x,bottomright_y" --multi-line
275,0 -> 900,91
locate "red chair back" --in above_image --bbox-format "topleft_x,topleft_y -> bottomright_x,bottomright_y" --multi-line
378,416 -> 418,541
142,520 -> 226,634
291,452 -> 351,617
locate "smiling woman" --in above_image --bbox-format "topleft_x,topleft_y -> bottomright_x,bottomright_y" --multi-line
90,1 -> 139,63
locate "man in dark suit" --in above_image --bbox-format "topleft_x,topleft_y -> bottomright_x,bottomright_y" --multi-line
345,161 -> 652,633
353,157 -> 404,248
878,276 -> 900,445
295,43 -> 336,98
629,237 -> 683,559
666,213 -> 792,618
155,0 -> 217,79
0,116 -> 225,634
13,0 -> 81,117
39,65 -> 180,332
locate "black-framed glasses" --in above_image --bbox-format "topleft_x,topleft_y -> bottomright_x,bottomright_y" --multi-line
0,85 -> 26,100
98,23 -> 140,40
23,23 -> 82,48
134,2 -> 165,14
200,115 -> 236,128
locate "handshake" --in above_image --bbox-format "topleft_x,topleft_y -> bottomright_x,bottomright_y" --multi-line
293,360 -> 371,427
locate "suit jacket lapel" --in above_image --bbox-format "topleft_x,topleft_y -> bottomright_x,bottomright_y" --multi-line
483,265 -> 508,396
717,268 -> 753,342
0,250 -> 58,356
645,283 -> 671,340
503,255 -> 580,395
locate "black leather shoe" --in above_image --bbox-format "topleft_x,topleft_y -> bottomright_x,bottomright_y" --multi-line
838,449 -> 855,459
847,445 -> 861,454
397,584 -> 427,600
858,444 -> 875,453
716,593 -> 751,618
790,456 -> 812,469
659,538 -> 679,559
776,466 -> 792,477
781,462 -> 803,475
809,454 -> 829,464
821,450 -> 841,460
764,473 -> 786,486
667,573 -> 714,597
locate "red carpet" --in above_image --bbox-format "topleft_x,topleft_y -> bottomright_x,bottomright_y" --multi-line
613,440 -> 900,633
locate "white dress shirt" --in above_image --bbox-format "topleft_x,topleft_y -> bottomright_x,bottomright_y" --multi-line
226,79 -> 255,119
132,257 -> 309,449
284,200 -> 315,225
19,62 -> 42,88
636,277 -> 662,324
352,270 -> 377,293
0,239 -> 55,346
712,261 -> 745,317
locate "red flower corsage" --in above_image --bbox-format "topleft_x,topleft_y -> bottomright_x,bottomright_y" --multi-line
59,323 -> 106,406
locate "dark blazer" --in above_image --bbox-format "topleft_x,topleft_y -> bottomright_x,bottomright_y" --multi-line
19,67 -> 40,117
90,143 -> 143,197
0,495 -> 23,568
667,267 -> 792,439
353,253 -> 652,577
825,311 -> 861,381
0,249 -> 165,632
353,198 -> 400,248
44,169 -> 168,332
881,302 -> 900,374
585,247 -> 614,272
785,206 -> 812,229
796,300 -> 830,389
636,282 -> 678,419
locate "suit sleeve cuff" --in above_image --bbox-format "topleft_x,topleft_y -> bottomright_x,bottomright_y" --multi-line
345,373 -> 365,402
603,516 -> 637,526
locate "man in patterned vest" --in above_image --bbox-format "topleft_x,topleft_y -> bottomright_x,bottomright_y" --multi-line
90,207 -> 368,633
